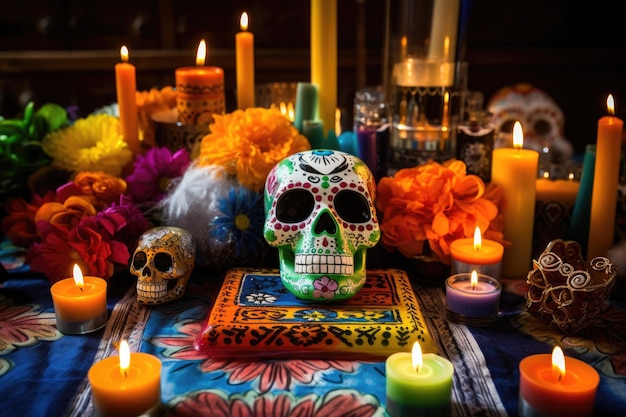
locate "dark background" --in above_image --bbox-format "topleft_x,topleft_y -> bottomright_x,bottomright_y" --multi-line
2,0 -> 626,155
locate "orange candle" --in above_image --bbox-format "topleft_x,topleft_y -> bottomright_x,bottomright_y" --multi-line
89,340 -> 162,417
491,121 -> 539,278
50,264 -> 108,334
587,94 -> 624,259
236,12 -> 255,110
518,346 -> 599,417
311,0 -> 337,136
450,227 -> 504,278
115,46 -> 141,155
535,178 -> 580,203
175,39 -> 225,125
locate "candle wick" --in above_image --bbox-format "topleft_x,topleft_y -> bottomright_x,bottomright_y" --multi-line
557,372 -> 562,382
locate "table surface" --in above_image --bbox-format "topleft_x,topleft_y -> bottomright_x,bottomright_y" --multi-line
1,257 -> 625,417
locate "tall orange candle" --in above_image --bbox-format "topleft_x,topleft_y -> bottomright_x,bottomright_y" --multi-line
518,346 -> 599,417
115,46 -> 141,155
587,94 -> 624,259
175,39 -> 225,125
311,0 -> 337,136
491,121 -> 539,278
236,12 -> 255,110
89,340 -> 162,417
50,264 -> 108,334
450,227 -> 504,279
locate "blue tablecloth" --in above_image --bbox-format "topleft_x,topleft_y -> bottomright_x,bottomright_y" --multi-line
1,261 -> 625,416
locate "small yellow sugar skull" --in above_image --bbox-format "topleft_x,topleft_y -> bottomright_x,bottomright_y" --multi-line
130,226 -> 196,305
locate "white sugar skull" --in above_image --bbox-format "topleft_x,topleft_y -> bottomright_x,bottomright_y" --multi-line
264,149 -> 380,302
488,83 -> 573,163
130,226 -> 196,305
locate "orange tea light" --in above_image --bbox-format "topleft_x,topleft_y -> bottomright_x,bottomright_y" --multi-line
518,346 -> 599,417
450,227 -> 504,279
89,340 -> 162,417
50,264 -> 108,334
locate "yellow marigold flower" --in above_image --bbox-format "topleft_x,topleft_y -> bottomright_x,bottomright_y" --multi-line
42,114 -> 132,177
196,107 -> 310,192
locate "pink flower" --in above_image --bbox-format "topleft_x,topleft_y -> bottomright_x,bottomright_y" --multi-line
126,147 -> 190,203
313,276 -> 339,299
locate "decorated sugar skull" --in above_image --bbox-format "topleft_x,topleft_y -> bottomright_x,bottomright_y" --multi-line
264,149 -> 380,301
130,226 -> 196,305
487,83 -> 573,163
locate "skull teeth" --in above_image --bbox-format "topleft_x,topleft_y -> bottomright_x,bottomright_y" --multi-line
137,282 -> 168,300
295,254 -> 354,275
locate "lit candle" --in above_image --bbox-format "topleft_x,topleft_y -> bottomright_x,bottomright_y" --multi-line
175,39 -> 225,125
386,342 -> 454,417
89,340 -> 162,417
491,121 -> 539,278
450,227 -> 504,279
518,346 -> 600,417
445,270 -> 502,325
587,94 -> 624,259
115,46 -> 141,155
50,264 -> 108,334
310,0 -> 337,136
236,12 -> 255,110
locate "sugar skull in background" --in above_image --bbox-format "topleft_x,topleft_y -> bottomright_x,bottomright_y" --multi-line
487,83 -> 574,165
263,149 -> 380,301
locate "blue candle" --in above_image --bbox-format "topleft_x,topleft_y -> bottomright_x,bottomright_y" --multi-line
445,272 -> 501,319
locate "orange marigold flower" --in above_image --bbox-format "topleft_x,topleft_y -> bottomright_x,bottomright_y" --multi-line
196,107 -> 310,192
73,171 -> 127,208
35,195 -> 97,229
376,159 -> 505,264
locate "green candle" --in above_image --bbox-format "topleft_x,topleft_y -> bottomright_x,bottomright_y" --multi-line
386,342 -> 454,417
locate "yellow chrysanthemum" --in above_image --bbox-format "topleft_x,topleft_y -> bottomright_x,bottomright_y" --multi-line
196,107 -> 310,192
42,114 -> 132,177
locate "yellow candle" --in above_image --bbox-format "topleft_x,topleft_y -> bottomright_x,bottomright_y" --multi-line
50,264 -> 107,334
491,121 -> 539,278
89,340 -> 162,417
236,12 -> 255,110
310,0 -> 337,136
535,178 -> 579,203
115,46 -> 141,155
588,94 -> 624,259
175,40 -> 225,125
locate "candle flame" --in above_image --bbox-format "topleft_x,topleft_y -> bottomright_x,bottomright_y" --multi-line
607,94 -> 615,116
196,39 -> 207,66
240,12 -> 249,31
552,346 -> 566,381
73,264 -> 84,290
119,340 -> 131,377
411,341 -> 423,373
120,46 -> 129,63
470,270 -> 478,290
473,227 -> 482,251
513,121 -> 524,150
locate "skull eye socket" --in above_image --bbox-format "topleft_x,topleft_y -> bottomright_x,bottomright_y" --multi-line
276,189 -> 315,223
334,190 -> 371,223
132,251 -> 147,270
533,119 -> 552,135
154,252 -> 174,273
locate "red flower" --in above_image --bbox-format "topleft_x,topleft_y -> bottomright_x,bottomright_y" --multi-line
1,192 -> 55,248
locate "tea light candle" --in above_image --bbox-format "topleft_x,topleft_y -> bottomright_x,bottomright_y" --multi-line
587,94 -> 624,259
236,12 -> 255,110
445,271 -> 502,326
89,340 -> 162,417
386,342 -> 454,417
491,121 -> 539,278
175,39 -> 225,125
50,264 -> 108,334
518,346 -> 600,417
115,46 -> 141,155
450,227 -> 504,279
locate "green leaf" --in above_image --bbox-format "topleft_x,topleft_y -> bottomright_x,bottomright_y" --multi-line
22,101 -> 35,127
35,103 -> 68,132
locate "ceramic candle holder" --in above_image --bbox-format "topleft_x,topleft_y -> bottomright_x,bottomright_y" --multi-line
525,239 -> 617,336
445,273 -> 502,327
151,109 -> 208,154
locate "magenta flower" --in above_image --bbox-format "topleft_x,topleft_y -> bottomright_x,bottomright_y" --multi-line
126,147 -> 190,203
99,195 -> 151,249
313,276 -> 338,299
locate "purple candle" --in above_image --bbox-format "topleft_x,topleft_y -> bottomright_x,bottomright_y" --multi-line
445,272 -> 501,322
356,126 -> 378,173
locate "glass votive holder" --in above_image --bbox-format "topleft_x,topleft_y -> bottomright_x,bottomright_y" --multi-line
50,277 -> 108,334
450,259 -> 502,281
445,273 -> 502,327
151,108 -> 209,154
